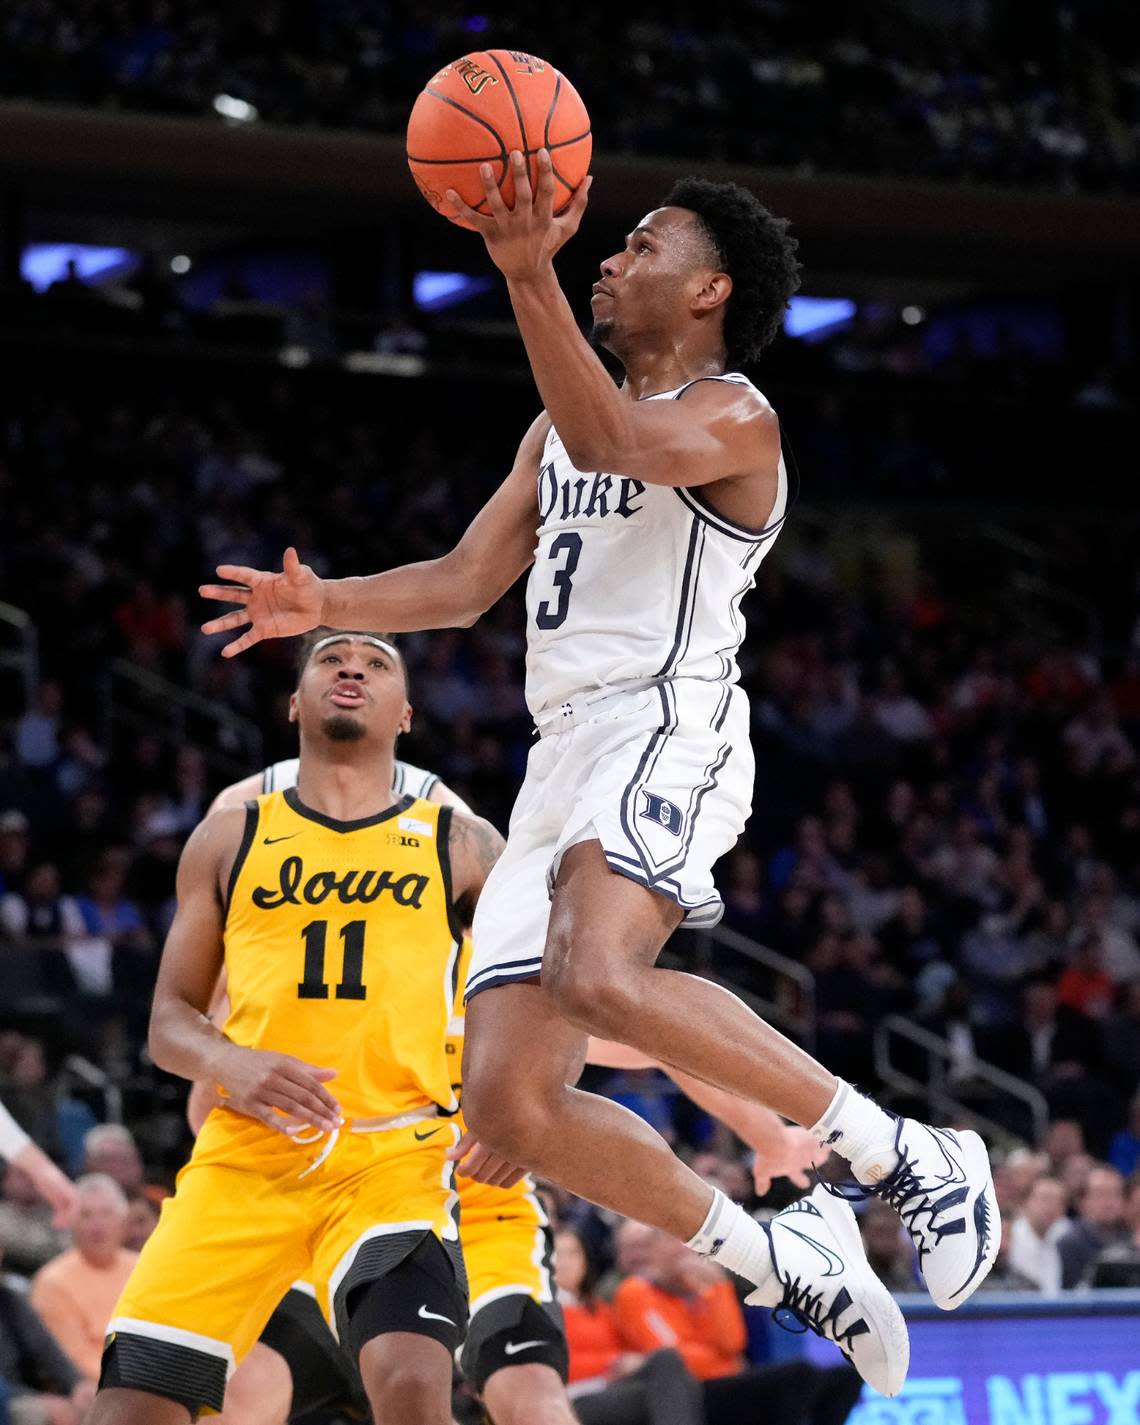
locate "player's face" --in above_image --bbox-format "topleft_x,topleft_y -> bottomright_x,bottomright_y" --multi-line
291,638 -> 412,749
590,206 -> 722,355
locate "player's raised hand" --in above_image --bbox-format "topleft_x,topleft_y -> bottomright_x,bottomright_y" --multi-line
446,148 -> 592,281
446,1130 -> 527,1189
199,546 -> 324,658
752,1124 -> 825,1197
214,1045 -> 342,1135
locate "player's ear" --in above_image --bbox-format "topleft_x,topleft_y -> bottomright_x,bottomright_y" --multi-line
400,701 -> 413,736
692,270 -> 732,317
288,692 -> 299,724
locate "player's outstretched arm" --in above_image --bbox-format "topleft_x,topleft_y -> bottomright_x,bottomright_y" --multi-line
199,414 -> 546,658
585,1038 -> 821,1194
150,810 -> 342,1135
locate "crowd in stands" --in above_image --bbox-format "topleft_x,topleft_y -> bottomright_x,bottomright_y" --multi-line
3,0 -> 1138,193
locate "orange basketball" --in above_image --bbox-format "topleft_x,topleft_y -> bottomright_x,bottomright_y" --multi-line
406,50 -> 592,230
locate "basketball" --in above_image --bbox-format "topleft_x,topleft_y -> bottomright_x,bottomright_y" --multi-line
406,50 -> 592,229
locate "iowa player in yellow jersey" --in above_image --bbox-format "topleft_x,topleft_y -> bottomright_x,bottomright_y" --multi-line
88,631 -> 504,1425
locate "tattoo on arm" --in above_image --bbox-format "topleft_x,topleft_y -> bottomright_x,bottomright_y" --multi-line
450,813 -> 506,925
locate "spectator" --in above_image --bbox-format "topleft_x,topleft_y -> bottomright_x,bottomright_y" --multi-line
1108,1097 -> 1140,1178
81,1125 -> 166,1206
555,1226 -> 704,1425
0,863 -> 85,1006
0,1242 -> 94,1425
1056,1165 -> 1129,1288
0,1163 -> 70,1278
14,684 -> 64,773
30,1175 -> 138,1379
1056,936 -> 1116,1021
0,812 -> 31,899
1103,982 -> 1140,1094
122,1195 -> 159,1253
611,1230 -> 862,1425
610,1231 -> 746,1383
1007,1176 -> 1068,1292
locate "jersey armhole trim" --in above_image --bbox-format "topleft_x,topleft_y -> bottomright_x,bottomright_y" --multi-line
436,806 -> 467,946
674,484 -> 787,543
224,800 -> 260,913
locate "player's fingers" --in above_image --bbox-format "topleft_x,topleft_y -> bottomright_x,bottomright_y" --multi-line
560,174 -> 592,234
282,546 -> 303,579
294,1061 -> 338,1083
264,1086 -> 340,1131
445,187 -> 495,232
445,1130 -> 479,1162
201,610 -> 251,635
221,627 -> 264,659
281,1066 -> 342,1117
252,1104 -> 306,1136
215,564 -> 261,586
198,586 -> 250,609
509,149 -> 533,210
480,161 -> 511,217
535,148 -> 555,222
786,1165 -> 812,1188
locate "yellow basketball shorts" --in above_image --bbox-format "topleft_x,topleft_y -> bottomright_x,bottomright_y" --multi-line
456,1172 -> 567,1389
102,1108 -> 464,1417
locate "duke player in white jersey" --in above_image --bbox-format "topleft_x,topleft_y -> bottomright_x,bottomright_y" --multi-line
201,153 -> 1000,1395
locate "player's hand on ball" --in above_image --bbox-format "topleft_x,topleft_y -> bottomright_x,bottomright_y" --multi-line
215,1045 -> 342,1135
200,546 -> 324,658
446,1130 -> 527,1189
447,148 -> 591,280
752,1125 -> 824,1197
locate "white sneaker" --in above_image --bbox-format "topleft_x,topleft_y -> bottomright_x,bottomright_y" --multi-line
856,1119 -> 1000,1310
745,1184 -> 909,1397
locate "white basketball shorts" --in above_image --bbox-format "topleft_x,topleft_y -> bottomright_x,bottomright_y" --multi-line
465,677 -> 753,1001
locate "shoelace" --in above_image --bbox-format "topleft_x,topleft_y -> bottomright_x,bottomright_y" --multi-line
771,1272 -> 869,1358
826,1152 -> 967,1271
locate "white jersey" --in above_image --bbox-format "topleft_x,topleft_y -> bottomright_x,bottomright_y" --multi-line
260,757 -> 440,800
523,373 -> 787,718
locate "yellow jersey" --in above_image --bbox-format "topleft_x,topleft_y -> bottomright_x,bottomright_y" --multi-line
222,788 -> 463,1122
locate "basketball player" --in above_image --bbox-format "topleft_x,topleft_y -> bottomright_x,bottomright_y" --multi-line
196,640 -> 821,1425
200,158 -> 1000,1394
87,632 -> 504,1425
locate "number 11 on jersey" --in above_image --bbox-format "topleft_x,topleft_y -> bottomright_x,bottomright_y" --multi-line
535,532 -> 582,630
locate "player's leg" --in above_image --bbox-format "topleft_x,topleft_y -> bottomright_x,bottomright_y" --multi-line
214,1344 -> 292,1425
88,1143 -> 310,1425
358,1332 -> 454,1425
314,1126 -> 467,1425
458,1178 -> 573,1425
464,981 -> 907,1395
482,1364 -> 577,1425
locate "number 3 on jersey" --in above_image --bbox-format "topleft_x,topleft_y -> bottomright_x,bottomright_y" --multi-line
535,532 -> 582,630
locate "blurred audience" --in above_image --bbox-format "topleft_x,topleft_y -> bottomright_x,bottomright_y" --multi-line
29,1175 -> 138,1379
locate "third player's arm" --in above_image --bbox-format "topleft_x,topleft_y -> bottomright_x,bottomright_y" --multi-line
200,414 -> 546,657
447,810 -> 507,926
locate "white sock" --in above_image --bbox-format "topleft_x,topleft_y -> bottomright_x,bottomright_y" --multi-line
686,1189 -> 774,1292
810,1079 -> 899,1183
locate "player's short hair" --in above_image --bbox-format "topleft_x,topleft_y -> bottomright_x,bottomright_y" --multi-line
295,628 -> 408,692
662,177 -> 801,365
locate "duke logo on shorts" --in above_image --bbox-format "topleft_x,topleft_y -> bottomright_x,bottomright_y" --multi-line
466,373 -> 788,1001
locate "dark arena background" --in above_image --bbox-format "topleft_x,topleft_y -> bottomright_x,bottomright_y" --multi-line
1,3 -> 1140,1423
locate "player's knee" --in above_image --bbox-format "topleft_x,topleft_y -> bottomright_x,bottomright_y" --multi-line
363,1356 -> 450,1425
482,1364 -> 577,1425
545,948 -> 637,1038
463,1069 -> 549,1160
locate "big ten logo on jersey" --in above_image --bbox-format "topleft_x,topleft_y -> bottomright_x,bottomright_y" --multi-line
537,462 -> 645,527
251,857 -> 430,911
509,51 -> 545,74
453,58 -> 497,94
